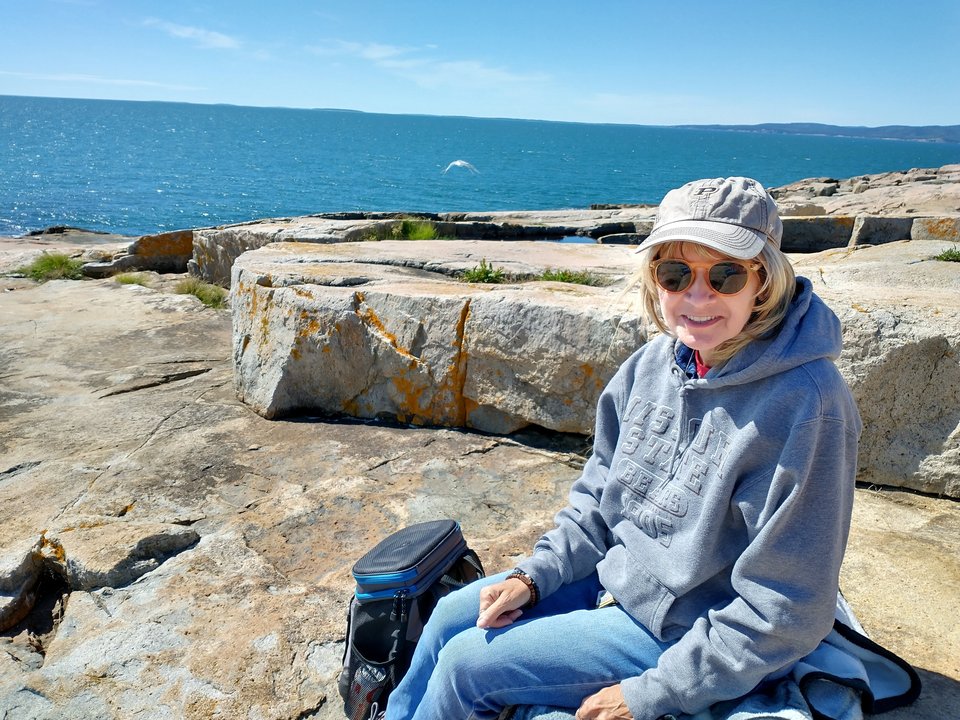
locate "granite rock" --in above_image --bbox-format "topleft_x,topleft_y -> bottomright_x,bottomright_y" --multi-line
0,261 -> 957,719
231,240 -> 645,433
231,238 -> 960,499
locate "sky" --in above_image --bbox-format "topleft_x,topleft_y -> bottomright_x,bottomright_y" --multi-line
2,0 -> 959,127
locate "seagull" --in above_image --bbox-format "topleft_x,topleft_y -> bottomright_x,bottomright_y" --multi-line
442,160 -> 480,175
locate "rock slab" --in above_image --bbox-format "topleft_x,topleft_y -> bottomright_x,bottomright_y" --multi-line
232,238 -> 960,498
0,278 -> 957,719
231,240 -> 646,434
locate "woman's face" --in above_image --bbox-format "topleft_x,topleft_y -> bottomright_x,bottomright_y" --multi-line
655,243 -> 762,367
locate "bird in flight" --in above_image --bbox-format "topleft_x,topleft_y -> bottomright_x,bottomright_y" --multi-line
442,160 -> 480,175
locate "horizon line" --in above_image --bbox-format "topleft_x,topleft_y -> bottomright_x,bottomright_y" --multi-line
3,93 -> 958,134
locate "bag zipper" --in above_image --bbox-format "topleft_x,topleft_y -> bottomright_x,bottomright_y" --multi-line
390,590 -> 409,622
355,540 -> 467,603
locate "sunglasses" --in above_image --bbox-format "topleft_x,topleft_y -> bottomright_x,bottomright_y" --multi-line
652,258 -> 761,295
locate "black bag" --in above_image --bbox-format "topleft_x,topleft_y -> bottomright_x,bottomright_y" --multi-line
338,519 -> 484,720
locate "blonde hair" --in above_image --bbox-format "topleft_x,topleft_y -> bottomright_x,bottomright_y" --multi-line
627,241 -> 796,366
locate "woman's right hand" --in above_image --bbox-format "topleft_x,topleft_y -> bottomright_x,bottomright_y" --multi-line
476,578 -> 532,629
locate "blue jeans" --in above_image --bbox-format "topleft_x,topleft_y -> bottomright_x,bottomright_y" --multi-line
385,571 -> 673,720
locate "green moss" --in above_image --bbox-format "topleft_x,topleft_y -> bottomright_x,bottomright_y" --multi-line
460,259 -> 506,284
934,245 -> 960,262
175,277 -> 228,309
16,252 -> 84,282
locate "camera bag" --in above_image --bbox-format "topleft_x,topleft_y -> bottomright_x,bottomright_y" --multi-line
338,519 -> 484,720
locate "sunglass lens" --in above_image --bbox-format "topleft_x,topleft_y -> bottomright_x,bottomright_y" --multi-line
709,262 -> 749,294
655,261 -> 692,292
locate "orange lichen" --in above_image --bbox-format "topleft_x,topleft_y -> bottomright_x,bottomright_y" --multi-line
391,372 -> 429,420
923,218 -> 960,240
39,531 -> 66,563
353,295 -> 417,361
133,230 -> 193,258
292,286 -> 316,299
579,362 -> 605,392
464,397 -> 480,417
432,300 -> 472,426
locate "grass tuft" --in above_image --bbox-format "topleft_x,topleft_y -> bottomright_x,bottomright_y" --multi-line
16,252 -> 84,282
460,259 -> 506,284
175,276 -> 228,309
934,245 -> 960,262
536,268 -> 604,286
114,272 -> 149,286
392,218 -> 438,240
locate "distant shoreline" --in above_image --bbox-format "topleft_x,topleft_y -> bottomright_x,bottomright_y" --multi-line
4,94 -> 959,143
672,122 -> 960,145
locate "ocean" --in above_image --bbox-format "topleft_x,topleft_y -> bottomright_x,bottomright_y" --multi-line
2,95 -> 959,238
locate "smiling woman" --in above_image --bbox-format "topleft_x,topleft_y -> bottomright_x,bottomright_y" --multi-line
382,177 -> 917,720
650,248 -> 763,367
632,178 -> 797,367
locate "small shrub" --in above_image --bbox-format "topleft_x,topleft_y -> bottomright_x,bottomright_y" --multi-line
537,268 -> 604,286
392,218 -> 437,240
934,245 -> 960,262
115,272 -> 149,286
17,252 -> 84,281
175,277 -> 228,309
460,259 -> 506,284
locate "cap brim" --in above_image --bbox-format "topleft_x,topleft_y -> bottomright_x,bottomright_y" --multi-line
638,219 -> 768,260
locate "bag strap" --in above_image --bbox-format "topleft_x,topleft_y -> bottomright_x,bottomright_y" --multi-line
437,550 -> 484,592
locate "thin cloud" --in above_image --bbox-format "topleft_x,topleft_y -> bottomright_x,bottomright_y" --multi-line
308,40 -> 412,62
387,58 -> 548,89
309,39 -> 549,89
143,18 -> 241,50
0,70 -> 201,92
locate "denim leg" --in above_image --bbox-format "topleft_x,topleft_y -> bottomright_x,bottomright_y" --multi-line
386,571 -> 671,720
385,571 -> 511,720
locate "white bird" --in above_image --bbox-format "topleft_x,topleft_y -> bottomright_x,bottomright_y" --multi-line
442,159 -> 479,175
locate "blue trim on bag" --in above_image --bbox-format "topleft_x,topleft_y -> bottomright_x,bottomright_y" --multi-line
353,541 -> 467,602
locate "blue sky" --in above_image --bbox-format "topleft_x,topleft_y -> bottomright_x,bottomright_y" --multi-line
2,0 -> 958,126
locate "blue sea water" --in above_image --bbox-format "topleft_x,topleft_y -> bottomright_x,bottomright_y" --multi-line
2,95 -> 959,238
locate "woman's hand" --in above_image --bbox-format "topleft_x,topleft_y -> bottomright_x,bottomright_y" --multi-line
576,684 -> 633,720
476,578 -> 531,629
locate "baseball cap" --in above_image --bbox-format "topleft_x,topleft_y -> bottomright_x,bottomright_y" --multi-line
638,177 -> 782,259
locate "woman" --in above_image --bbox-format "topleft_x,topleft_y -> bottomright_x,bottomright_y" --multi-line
385,177 -> 862,720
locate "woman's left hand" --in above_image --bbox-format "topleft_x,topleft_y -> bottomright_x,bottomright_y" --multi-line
576,684 -> 633,720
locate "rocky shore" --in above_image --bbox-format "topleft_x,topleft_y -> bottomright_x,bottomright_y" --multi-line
1,168 -> 959,718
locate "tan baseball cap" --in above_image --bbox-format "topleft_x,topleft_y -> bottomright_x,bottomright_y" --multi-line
639,177 -> 782,259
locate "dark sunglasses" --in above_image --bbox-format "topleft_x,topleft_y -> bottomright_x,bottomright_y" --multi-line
653,258 -> 761,295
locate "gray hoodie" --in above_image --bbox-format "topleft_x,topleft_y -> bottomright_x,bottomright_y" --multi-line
516,278 -> 862,719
